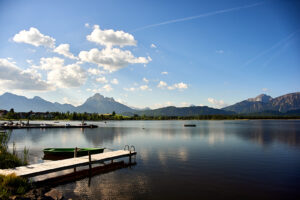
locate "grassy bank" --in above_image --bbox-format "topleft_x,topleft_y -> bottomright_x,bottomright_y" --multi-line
0,130 -> 31,199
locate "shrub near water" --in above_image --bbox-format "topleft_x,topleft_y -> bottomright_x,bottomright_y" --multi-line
0,131 -> 26,169
0,131 -> 31,198
0,173 -> 30,199
0,152 -> 23,169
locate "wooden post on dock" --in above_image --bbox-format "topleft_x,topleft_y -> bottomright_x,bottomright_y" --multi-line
74,147 -> 78,173
88,151 -> 92,187
74,147 -> 78,158
88,151 -> 92,171
129,149 -> 132,164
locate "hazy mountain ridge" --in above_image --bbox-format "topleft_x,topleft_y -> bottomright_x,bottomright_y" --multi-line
223,92 -> 300,114
1,92 -> 299,115
132,106 -> 235,116
0,92 -> 76,112
0,92 -> 134,114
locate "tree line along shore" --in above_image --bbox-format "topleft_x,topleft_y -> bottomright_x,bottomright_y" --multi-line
1,109 -> 300,121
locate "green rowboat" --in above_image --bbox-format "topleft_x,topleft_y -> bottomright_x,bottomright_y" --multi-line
43,147 -> 105,157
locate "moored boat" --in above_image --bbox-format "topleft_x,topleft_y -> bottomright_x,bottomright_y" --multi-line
43,147 -> 105,157
184,124 -> 196,127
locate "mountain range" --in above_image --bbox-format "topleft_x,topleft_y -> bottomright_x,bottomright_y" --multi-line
0,92 -> 299,116
223,93 -> 300,114
0,92 -> 133,114
131,106 -> 234,116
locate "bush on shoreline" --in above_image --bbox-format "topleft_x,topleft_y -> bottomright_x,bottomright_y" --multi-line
0,130 -> 31,199
0,130 -> 28,169
0,174 -> 31,199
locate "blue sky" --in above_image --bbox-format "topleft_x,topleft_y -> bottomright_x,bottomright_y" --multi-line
0,0 -> 299,108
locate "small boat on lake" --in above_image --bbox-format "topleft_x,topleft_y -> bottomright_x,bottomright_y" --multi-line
184,124 -> 196,127
43,147 -> 105,157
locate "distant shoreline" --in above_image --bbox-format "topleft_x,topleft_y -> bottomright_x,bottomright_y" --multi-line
1,110 -> 300,122
1,117 -> 300,121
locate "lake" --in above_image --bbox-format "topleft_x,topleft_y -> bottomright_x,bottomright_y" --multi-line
7,120 -> 300,199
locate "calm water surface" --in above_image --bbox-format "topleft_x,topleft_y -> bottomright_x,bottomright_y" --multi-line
7,120 -> 300,199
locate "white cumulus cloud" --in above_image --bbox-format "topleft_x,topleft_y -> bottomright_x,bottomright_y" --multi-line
157,81 -> 167,88
36,57 -> 87,88
124,84 -> 151,92
35,57 -> 64,70
140,85 -> 150,91
143,77 -> 149,83
161,71 -> 168,75
150,43 -> 157,48
96,76 -> 108,83
79,47 -> 151,72
102,84 -> 113,92
54,44 -> 77,60
207,98 -> 228,108
180,102 -> 191,107
111,78 -> 119,85
47,64 -> 86,88
0,58 -> 52,91
87,25 -> 137,47
87,68 -> 105,75
13,27 -> 55,48
88,84 -> 113,93
124,87 -> 136,92
26,59 -> 34,65
167,82 -> 188,90
157,81 -> 188,91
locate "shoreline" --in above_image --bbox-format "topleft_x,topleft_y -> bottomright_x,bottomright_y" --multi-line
1,118 -> 300,122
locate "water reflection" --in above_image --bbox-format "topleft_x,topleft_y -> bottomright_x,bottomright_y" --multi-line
59,168 -> 150,200
7,120 -> 300,163
177,147 -> 188,162
5,120 -> 300,199
223,120 -> 300,147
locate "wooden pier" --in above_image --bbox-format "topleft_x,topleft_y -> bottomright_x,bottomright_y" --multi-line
0,150 -> 136,178
0,124 -> 98,129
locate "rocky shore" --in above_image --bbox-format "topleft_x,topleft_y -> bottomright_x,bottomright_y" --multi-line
10,187 -> 64,200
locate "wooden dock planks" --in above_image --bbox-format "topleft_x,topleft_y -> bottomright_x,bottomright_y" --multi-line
0,150 -> 136,178
0,124 -> 98,129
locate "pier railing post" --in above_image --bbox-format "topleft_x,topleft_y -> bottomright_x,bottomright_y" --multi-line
129,145 -> 135,164
74,147 -> 78,158
88,151 -> 92,171
129,149 -> 132,164
74,147 -> 78,173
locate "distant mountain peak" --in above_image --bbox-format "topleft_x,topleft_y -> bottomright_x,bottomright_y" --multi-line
224,92 -> 300,113
33,96 -> 43,100
0,92 -> 133,113
3,92 -> 16,96
92,93 -> 104,99
86,93 -> 116,103
248,94 -> 272,103
76,93 -> 134,113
